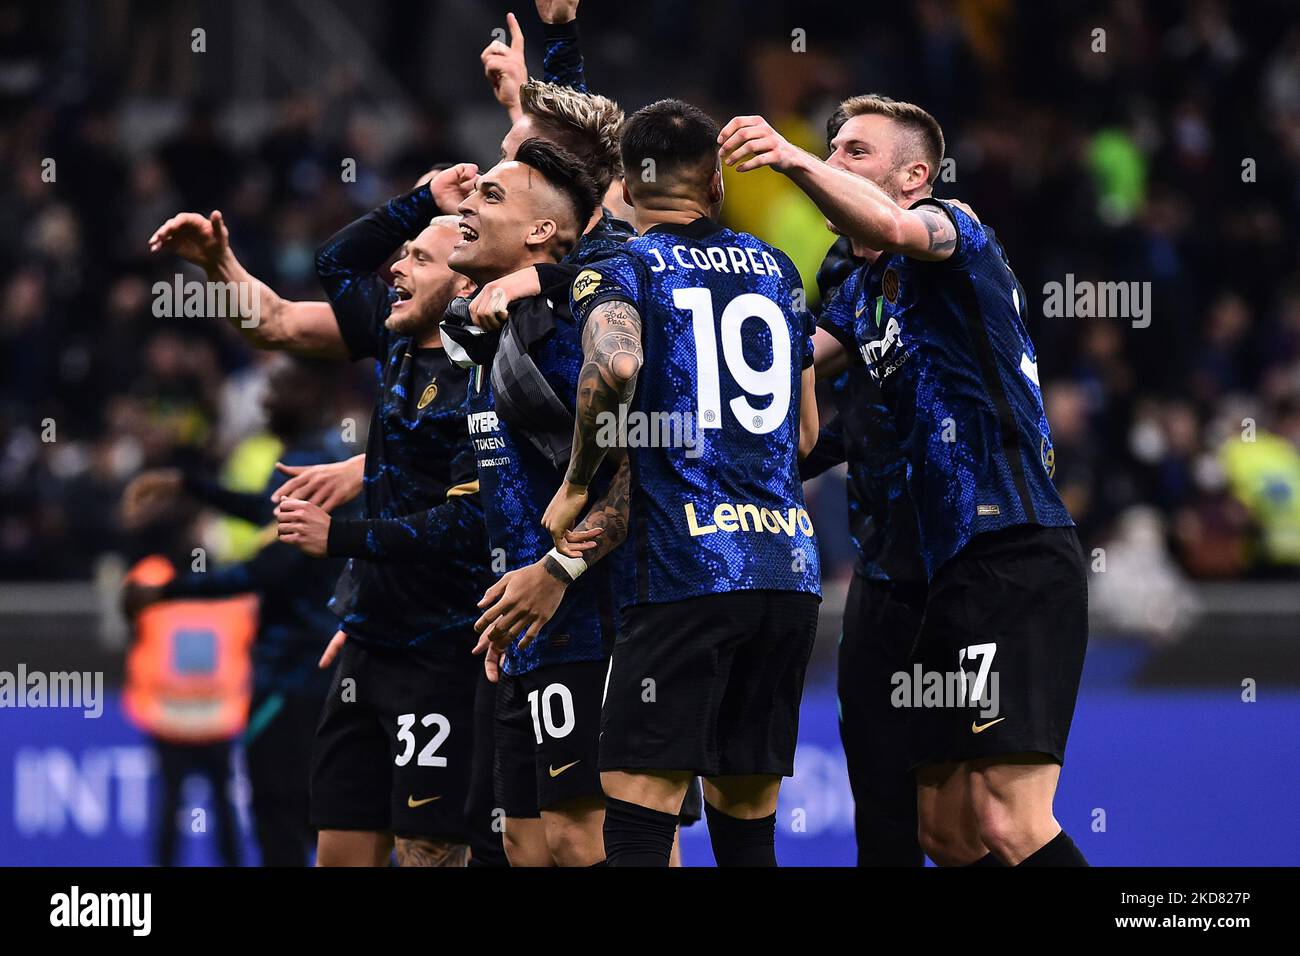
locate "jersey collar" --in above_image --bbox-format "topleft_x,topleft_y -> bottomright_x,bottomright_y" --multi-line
645,217 -> 724,240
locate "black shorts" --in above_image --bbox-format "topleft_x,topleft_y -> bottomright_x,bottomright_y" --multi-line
464,668 -> 507,866
310,638 -> 478,842
906,524 -> 1088,769
601,590 -> 820,778
493,659 -> 605,818
838,574 -> 926,866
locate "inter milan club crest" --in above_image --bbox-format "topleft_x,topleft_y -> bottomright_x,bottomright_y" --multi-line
417,379 -> 439,409
882,268 -> 900,304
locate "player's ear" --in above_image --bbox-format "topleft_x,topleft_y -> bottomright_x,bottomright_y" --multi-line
525,218 -> 557,250
454,275 -> 476,298
621,178 -> 634,210
709,167 -> 725,209
908,160 -> 929,193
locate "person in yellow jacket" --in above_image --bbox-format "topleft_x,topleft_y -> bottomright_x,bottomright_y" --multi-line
1219,400 -> 1300,573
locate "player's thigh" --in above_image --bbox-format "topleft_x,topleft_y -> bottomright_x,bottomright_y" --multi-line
915,760 -> 984,864
501,816 -> 552,867
967,753 -> 1062,824
394,835 -> 470,867
309,641 -> 392,835
600,596 -> 741,778
715,590 -> 820,777
379,644 -> 479,846
915,760 -> 971,822
316,829 -> 393,867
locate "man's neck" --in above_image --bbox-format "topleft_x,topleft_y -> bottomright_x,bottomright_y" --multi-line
900,187 -> 933,210
632,200 -> 712,235
483,251 -> 554,287
414,327 -> 442,349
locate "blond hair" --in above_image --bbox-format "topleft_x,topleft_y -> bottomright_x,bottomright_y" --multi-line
827,94 -> 945,185
520,79 -> 624,193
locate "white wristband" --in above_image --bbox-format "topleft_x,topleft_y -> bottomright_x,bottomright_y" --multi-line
546,547 -> 588,582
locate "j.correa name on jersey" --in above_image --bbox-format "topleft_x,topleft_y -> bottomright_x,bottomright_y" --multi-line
572,218 -> 821,607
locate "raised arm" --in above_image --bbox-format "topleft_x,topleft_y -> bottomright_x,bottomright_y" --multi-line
149,211 -> 348,357
717,116 -> 958,262
538,1 -> 586,92
315,167 -> 475,357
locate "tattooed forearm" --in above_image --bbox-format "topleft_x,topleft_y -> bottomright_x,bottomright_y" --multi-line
917,207 -> 957,256
571,453 -> 631,564
567,299 -> 643,488
395,838 -> 469,867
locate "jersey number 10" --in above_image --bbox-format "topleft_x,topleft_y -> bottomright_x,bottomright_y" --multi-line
674,287 -> 791,435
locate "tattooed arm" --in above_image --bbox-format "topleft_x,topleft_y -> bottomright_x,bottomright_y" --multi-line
542,298 -> 643,546
570,298 -> 644,486
473,303 -> 642,662
473,447 -> 632,662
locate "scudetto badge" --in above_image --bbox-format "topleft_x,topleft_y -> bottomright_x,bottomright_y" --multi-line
572,269 -> 602,301
417,379 -> 439,409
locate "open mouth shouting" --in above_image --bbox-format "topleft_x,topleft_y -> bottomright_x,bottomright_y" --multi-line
456,219 -> 480,248
392,279 -> 415,310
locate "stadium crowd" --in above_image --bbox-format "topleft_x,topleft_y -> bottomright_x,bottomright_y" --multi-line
2,0 -> 1299,584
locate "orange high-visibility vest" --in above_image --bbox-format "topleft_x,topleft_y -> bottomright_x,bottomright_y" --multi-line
122,556 -> 258,744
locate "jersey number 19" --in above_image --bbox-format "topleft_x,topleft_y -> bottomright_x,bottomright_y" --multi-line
674,287 -> 791,436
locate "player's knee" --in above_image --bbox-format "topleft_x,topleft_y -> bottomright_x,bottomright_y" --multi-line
973,788 -> 1042,861
502,825 -> 551,867
916,816 -> 983,867
544,814 -> 605,866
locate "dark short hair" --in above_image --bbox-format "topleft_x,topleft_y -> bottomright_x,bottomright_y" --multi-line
514,137 -> 602,242
620,98 -> 720,196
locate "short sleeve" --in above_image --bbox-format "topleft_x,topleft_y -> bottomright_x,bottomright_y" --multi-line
912,197 -> 987,270
569,252 -> 644,326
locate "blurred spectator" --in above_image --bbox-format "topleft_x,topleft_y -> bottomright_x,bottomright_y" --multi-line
0,0 -> 1298,587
